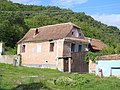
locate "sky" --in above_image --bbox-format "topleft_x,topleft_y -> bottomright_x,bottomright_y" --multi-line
10,0 -> 120,29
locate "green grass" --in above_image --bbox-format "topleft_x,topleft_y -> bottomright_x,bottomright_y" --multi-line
0,63 -> 120,90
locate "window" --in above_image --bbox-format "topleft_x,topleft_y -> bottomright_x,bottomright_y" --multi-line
78,45 -> 82,52
66,60 -> 68,64
22,45 -> 26,53
72,30 -> 79,37
79,33 -> 81,36
71,43 -> 76,52
72,31 -> 74,35
74,30 -> 79,37
50,43 -> 54,52
37,44 -> 41,53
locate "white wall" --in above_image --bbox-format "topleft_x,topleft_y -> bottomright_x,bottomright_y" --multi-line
0,42 -> 4,55
96,60 -> 120,77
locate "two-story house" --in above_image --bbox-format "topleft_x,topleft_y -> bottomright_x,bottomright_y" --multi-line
17,22 -> 90,72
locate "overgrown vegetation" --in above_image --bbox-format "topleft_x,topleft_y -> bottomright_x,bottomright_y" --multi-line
0,63 -> 120,90
0,0 -> 120,55
4,47 -> 17,55
85,45 -> 120,62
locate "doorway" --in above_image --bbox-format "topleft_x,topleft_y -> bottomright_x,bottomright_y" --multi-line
64,58 -> 69,72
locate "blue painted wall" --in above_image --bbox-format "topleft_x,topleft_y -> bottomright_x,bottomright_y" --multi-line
96,60 -> 120,77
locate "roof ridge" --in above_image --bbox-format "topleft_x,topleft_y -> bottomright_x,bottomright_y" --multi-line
30,22 -> 80,30
38,22 -> 72,29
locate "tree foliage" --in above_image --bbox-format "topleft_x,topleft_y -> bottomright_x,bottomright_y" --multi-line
0,12 -> 28,47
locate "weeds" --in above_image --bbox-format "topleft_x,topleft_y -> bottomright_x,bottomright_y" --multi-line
0,63 -> 120,90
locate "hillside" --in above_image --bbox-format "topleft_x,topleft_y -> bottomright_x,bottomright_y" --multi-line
0,63 -> 120,90
0,0 -> 120,54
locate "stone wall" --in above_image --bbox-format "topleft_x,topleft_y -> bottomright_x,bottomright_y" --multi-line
0,55 -> 16,64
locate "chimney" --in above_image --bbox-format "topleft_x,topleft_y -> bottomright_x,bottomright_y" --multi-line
35,28 -> 39,35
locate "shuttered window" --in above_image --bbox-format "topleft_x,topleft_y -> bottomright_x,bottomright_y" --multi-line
50,43 -> 54,52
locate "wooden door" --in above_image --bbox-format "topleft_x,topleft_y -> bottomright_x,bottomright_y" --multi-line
64,58 -> 69,72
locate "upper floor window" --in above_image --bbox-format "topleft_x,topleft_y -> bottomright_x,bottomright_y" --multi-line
71,43 -> 76,52
72,31 -> 74,35
72,29 -> 79,37
37,43 -> 42,53
50,43 -> 54,52
79,33 -> 81,36
21,45 -> 26,53
74,30 -> 79,37
78,45 -> 82,52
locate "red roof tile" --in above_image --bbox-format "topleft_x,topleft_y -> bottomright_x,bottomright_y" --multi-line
85,38 -> 107,51
91,39 -> 107,50
18,22 -> 81,43
97,54 -> 120,60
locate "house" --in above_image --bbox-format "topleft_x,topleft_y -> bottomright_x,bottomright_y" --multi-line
96,54 -> 120,77
17,22 -> 89,72
0,42 -> 5,55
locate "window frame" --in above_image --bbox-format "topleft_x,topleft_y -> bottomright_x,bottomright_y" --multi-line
21,44 -> 26,53
78,44 -> 82,52
37,43 -> 42,53
71,43 -> 76,52
50,42 -> 54,52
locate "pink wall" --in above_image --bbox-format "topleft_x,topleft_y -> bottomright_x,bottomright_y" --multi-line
17,39 -> 64,69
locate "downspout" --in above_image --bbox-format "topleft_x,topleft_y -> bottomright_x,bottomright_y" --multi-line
55,40 -> 58,68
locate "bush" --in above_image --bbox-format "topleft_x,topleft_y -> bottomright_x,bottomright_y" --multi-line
5,47 -> 16,55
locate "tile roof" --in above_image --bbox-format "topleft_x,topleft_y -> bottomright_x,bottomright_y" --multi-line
85,38 -> 107,51
18,22 -> 81,43
91,39 -> 107,51
17,22 -> 106,52
97,54 -> 120,60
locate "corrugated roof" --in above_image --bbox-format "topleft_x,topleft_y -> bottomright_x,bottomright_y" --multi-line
18,22 -> 82,43
97,54 -> 120,60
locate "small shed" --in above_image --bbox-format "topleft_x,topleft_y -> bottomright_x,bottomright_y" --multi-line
96,54 -> 120,77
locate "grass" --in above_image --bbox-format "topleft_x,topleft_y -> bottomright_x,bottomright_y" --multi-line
0,63 -> 120,90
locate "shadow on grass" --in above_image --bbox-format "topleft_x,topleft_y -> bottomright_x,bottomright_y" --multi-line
12,82 -> 52,90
